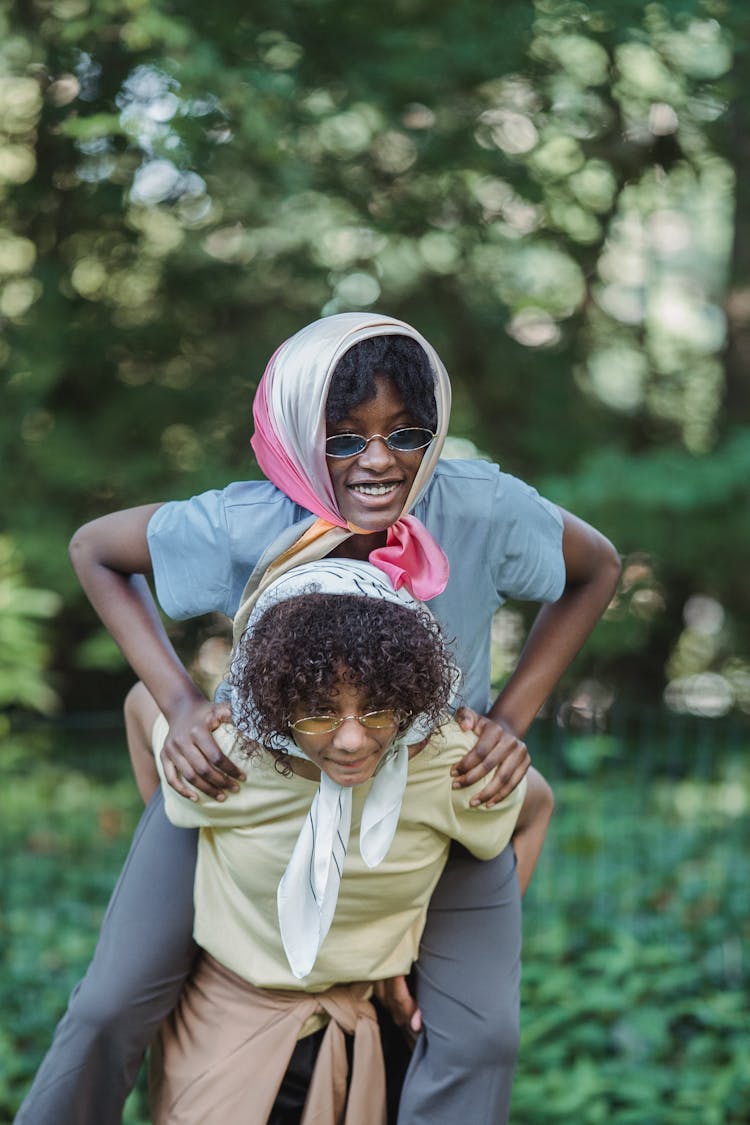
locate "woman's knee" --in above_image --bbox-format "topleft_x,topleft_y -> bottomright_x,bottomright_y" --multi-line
123,682 -> 159,736
66,972 -> 147,1044
477,1001 -> 520,1069
443,999 -> 519,1071
124,682 -> 161,803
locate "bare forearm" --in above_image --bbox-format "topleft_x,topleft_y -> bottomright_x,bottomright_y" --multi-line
491,582 -> 614,736
69,507 -> 203,719
71,504 -> 242,797
95,574 -> 201,716
452,512 -> 620,806
490,511 -> 621,738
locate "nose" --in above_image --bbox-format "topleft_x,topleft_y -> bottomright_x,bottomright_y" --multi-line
332,717 -> 371,754
356,435 -> 396,472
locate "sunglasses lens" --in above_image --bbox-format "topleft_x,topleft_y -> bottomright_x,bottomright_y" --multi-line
291,710 -> 404,733
387,428 -> 434,451
325,434 -> 366,458
292,715 -> 338,734
359,709 -> 400,729
325,429 -> 434,457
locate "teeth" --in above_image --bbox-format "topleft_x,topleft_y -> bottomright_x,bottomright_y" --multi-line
352,483 -> 397,496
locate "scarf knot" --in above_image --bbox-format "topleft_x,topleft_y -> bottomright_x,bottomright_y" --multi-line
372,515 -> 449,600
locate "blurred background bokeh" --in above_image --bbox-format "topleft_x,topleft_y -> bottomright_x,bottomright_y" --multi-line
2,1 -> 748,1121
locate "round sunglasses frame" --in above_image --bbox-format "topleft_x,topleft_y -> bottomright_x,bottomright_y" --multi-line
324,427 -> 435,459
289,708 -> 408,735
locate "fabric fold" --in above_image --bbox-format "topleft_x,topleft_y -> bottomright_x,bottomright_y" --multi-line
369,513 -> 450,600
151,953 -> 386,1125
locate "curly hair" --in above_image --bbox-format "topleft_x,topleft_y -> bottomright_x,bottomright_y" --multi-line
228,592 -> 456,764
325,335 -> 438,431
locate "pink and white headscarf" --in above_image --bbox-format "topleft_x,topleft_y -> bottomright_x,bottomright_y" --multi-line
250,312 -> 451,601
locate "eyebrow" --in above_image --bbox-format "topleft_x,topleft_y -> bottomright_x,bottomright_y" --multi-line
328,411 -> 417,432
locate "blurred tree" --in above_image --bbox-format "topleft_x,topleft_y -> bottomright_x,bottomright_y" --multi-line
0,536 -> 60,712
1,0 -> 747,713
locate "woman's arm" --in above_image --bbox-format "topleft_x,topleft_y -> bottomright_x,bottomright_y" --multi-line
453,509 -> 621,805
511,766 -> 554,895
70,505 -> 239,798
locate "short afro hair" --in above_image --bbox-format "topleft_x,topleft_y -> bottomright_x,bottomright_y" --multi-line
229,592 -> 456,763
325,335 -> 437,431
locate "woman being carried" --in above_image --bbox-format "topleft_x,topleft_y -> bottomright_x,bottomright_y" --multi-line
126,558 -> 554,1124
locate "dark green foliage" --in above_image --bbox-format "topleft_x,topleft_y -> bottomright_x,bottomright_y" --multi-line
2,711 -> 748,1122
0,725 -> 148,1121
1,0 -> 749,716
3,5 -> 748,1121
516,709 -> 750,1122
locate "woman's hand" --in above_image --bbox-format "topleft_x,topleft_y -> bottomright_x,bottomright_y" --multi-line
451,708 -> 530,807
160,697 -> 244,800
373,975 -> 422,1038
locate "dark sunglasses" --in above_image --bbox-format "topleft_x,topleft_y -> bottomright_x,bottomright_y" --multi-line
325,427 -> 435,459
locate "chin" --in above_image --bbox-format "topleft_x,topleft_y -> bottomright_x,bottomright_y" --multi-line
344,506 -> 402,534
329,765 -> 378,787
334,771 -> 370,787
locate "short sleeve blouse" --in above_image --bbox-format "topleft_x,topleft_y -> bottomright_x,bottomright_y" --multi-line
147,459 -> 565,712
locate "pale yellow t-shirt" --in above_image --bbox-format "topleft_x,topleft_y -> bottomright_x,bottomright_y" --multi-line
153,718 -> 525,991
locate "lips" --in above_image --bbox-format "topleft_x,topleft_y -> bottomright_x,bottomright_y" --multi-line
348,479 -> 402,499
350,482 -> 398,496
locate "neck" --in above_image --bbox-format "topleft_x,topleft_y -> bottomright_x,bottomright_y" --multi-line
328,529 -> 387,561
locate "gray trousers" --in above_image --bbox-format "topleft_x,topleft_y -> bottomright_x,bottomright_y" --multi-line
15,792 -> 521,1125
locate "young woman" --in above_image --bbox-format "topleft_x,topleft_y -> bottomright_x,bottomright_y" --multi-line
16,313 -> 620,1125
125,558 -> 554,1124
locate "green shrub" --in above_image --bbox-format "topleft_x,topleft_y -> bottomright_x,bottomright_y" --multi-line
3,714 -> 748,1123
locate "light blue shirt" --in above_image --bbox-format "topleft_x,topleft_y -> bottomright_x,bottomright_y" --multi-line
148,459 -> 565,713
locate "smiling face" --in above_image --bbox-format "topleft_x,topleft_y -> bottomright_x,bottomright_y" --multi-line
290,681 -> 398,787
326,375 -> 426,533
